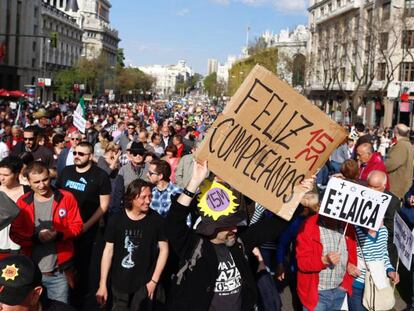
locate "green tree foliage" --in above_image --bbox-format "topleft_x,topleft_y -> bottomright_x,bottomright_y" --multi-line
116,48 -> 126,68
174,73 -> 203,94
54,53 -> 154,100
228,47 -> 277,96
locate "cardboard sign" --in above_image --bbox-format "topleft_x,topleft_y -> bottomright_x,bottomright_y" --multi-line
320,178 -> 391,231
394,213 -> 414,270
195,65 -> 347,220
73,104 -> 86,133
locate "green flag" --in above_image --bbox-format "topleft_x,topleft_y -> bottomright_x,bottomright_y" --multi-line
79,96 -> 86,118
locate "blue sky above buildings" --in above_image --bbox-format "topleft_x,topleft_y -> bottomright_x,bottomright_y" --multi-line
110,0 -> 308,74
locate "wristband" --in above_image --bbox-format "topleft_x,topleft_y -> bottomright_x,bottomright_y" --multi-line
151,279 -> 158,284
183,188 -> 196,198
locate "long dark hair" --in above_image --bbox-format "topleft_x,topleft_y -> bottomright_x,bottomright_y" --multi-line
124,179 -> 152,210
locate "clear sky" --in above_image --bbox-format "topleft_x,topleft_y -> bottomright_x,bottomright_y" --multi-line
110,0 -> 308,74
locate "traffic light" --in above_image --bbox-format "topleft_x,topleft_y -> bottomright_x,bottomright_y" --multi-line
50,32 -> 58,48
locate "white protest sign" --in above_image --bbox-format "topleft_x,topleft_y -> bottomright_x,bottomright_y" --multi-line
73,104 -> 86,133
320,178 -> 391,231
393,213 -> 414,270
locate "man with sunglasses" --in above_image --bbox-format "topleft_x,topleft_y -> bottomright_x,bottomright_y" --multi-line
116,142 -> 149,189
11,127 -> 54,169
56,131 -> 82,175
57,142 -> 111,309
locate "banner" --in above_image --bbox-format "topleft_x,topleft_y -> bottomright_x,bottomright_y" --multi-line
73,99 -> 86,133
394,213 -> 414,270
195,65 -> 347,220
320,177 -> 391,231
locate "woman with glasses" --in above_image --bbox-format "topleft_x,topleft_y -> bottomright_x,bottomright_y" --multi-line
94,129 -> 113,160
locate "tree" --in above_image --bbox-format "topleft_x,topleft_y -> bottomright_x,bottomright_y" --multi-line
115,67 -> 155,100
55,68 -> 79,99
203,72 -> 218,96
247,37 -> 267,56
116,48 -> 125,68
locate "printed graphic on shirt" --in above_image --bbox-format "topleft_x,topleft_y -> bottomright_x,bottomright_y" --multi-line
64,179 -> 86,191
214,257 -> 242,296
121,229 -> 142,269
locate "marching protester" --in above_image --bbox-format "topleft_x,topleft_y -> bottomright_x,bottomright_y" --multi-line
165,161 -> 314,310
96,179 -> 169,310
11,161 -> 83,303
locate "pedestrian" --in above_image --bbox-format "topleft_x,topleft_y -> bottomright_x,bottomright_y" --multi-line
96,179 -> 169,310
11,161 -> 83,303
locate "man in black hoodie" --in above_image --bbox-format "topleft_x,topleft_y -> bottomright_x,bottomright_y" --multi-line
166,161 -> 314,311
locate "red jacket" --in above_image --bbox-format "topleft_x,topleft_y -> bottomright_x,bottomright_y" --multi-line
359,152 -> 390,190
11,188 -> 83,268
296,215 -> 357,311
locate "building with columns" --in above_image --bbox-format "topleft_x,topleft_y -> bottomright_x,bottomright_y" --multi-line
139,60 -> 193,96
307,0 -> 414,127
0,0 -> 42,90
66,0 -> 120,66
41,0 -> 83,100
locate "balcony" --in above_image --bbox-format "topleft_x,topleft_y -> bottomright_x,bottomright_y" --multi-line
312,0 -> 362,25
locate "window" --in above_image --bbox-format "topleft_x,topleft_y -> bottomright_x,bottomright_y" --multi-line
321,6 -> 325,15
34,6 -> 38,18
337,0 -> 341,8
403,30 -> 414,48
401,62 -> 414,81
340,67 -> 346,81
377,63 -> 386,80
405,0 -> 414,16
379,32 -> 388,50
328,3 -> 332,11
32,41 -> 36,52
354,14 -> 360,32
382,1 -> 391,20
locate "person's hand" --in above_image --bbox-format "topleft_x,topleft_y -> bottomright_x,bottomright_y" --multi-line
38,229 -> 58,243
388,271 -> 400,285
96,285 -> 108,307
275,263 -> 285,281
347,263 -> 361,277
146,281 -> 157,300
332,173 -> 345,179
322,252 -> 341,266
300,175 -> 316,192
191,160 -> 209,186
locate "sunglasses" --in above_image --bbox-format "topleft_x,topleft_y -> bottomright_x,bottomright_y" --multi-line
24,137 -> 35,141
73,151 -> 90,157
71,137 -> 81,141
128,127 -> 135,130
130,150 -> 144,156
148,171 -> 159,176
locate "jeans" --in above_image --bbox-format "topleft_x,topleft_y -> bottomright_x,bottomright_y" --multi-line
303,287 -> 346,311
348,286 -> 367,311
42,270 -> 69,304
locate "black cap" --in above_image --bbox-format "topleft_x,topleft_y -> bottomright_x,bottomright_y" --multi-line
0,255 -> 42,306
196,210 -> 246,236
129,142 -> 146,155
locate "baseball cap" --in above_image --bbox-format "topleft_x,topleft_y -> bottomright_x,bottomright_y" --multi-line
0,255 -> 42,306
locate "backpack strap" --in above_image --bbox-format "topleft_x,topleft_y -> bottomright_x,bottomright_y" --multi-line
175,238 -> 204,285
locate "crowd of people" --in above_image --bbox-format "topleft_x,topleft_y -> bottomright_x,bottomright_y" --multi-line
0,98 -> 413,311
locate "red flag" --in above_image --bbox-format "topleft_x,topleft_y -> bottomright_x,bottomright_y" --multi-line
0,42 -> 6,63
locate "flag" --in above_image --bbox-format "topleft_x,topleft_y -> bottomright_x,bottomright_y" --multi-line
0,42 -> 6,63
78,96 -> 86,118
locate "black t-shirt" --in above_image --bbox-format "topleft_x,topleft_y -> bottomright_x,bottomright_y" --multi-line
57,165 -> 111,223
104,209 -> 167,293
209,244 -> 242,311
42,298 -> 76,311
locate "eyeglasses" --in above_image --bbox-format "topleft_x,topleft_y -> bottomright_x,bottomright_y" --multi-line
148,171 -> 158,176
128,127 -> 135,130
73,151 -> 90,157
130,151 -> 144,157
71,138 -> 81,141
24,137 -> 35,141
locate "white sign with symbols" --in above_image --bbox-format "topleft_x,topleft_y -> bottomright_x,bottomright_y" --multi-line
320,178 -> 391,231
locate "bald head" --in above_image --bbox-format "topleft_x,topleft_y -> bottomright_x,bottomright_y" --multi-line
367,170 -> 387,192
395,123 -> 410,139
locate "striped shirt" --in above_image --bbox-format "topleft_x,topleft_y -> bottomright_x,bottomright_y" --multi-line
354,226 -> 394,287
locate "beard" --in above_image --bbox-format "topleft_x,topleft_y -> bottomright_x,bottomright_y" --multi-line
75,159 -> 90,168
224,233 -> 237,247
